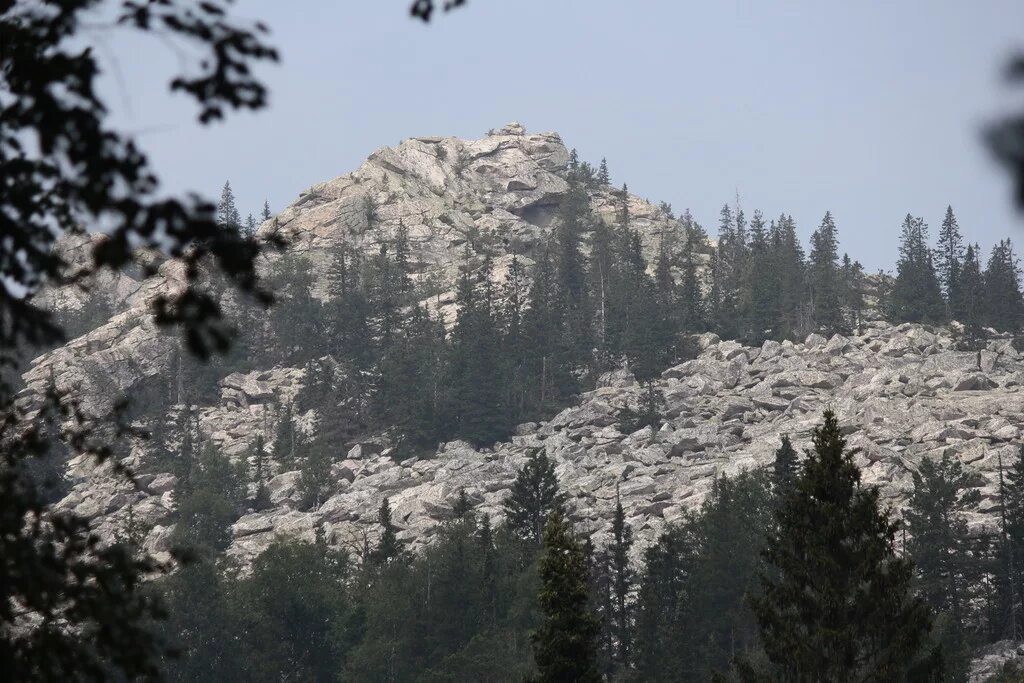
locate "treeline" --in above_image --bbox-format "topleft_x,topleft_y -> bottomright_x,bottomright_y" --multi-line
150,412 -> 1024,681
186,160 -> 1024,458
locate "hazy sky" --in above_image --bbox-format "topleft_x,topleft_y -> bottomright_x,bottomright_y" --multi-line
100,1 -> 1024,270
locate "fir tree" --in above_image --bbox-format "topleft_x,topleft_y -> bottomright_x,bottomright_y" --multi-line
742,410 -> 941,681
448,263 -> 508,446
243,213 -> 257,238
768,214 -> 806,339
249,434 -> 271,510
936,206 -> 965,309
771,434 -> 799,498
597,157 -> 610,185
372,497 -> 404,566
261,199 -> 272,222
954,244 -> 986,343
1000,445 -> 1024,640
298,439 -> 332,510
272,402 -> 297,467
808,211 -> 844,333
217,180 -> 242,233
905,453 -> 983,677
609,489 -> 634,667
983,239 -> 1024,331
504,449 -> 566,549
530,510 -> 601,683
890,214 -> 946,324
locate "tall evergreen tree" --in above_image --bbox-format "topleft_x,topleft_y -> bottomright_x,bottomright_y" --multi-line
771,434 -> 799,498
609,489 -> 634,667
905,453 -> 984,678
953,244 -> 986,343
530,510 -> 601,683
890,214 -> 946,324
372,497 -> 404,566
597,157 -> 610,185
261,199 -> 272,222
741,410 -> 941,681
999,445 -> 1024,640
448,262 -> 508,446
983,239 -> 1024,331
217,180 -> 242,233
936,206 -> 965,310
249,434 -> 271,510
243,213 -> 257,239
504,449 -> 566,549
808,211 -> 844,333
768,214 -> 806,339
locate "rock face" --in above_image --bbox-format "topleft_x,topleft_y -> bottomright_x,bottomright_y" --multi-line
19,124 -> 1023,575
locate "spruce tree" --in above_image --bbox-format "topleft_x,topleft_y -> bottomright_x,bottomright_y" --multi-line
936,206 -> 965,309
1000,445 -> 1024,639
609,489 -> 634,667
890,214 -> 946,324
808,211 -> 844,333
243,213 -> 257,239
905,453 -> 983,677
954,244 -> 986,343
261,199 -> 272,222
742,410 -> 941,681
530,510 -> 601,683
448,263 -> 507,446
217,180 -> 242,233
678,227 -> 706,334
249,434 -> 271,510
504,449 -> 565,549
272,402 -> 297,468
597,157 -> 610,185
768,214 -> 806,339
771,434 -> 799,498
983,239 -> 1024,331
372,497 -> 404,566
745,209 -> 775,341
298,439 -> 332,510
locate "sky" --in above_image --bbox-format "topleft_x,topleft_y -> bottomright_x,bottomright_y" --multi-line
98,0 -> 1024,271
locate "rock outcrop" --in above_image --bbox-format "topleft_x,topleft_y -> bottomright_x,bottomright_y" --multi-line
48,319 -> 1024,570
20,124 -> 1022,578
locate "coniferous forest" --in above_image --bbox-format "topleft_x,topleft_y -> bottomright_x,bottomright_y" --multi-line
5,1 -> 1024,682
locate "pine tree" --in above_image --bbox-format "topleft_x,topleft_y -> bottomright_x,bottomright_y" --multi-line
217,180 -> 242,233
597,157 -> 610,185
936,206 -> 965,310
272,402 -> 297,468
372,497 -> 404,566
954,244 -> 986,343
771,434 -> 799,498
448,263 -> 507,446
742,410 -> 941,681
808,211 -> 844,333
890,214 -> 946,324
1000,445 -> 1024,639
609,489 -> 634,667
768,214 -> 806,339
745,209 -> 775,342
530,510 -> 601,683
243,213 -> 257,238
249,434 -> 271,510
983,239 -> 1024,331
840,254 -> 866,331
298,437 -> 332,510
261,199 -> 272,222
678,232 -> 705,334
905,453 -> 983,677
504,449 -> 566,549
